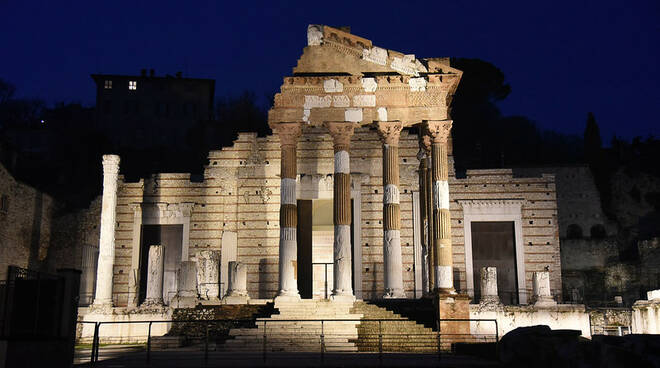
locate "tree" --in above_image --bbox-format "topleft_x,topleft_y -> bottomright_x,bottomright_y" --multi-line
584,112 -> 602,165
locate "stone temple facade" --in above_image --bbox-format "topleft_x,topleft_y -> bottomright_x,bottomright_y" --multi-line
88,25 -> 562,312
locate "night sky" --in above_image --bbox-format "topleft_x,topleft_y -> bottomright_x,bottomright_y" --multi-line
1,0 -> 658,142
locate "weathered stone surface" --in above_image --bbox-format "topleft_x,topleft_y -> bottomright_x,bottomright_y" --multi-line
480,267 -> 500,304
144,245 -> 164,306
196,250 -> 220,300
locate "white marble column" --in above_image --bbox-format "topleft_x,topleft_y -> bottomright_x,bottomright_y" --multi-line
197,250 -> 220,300
275,123 -> 302,300
324,122 -> 355,301
480,267 -> 500,304
376,122 -> 405,298
532,271 -> 556,306
91,154 -> 120,310
144,245 -> 164,306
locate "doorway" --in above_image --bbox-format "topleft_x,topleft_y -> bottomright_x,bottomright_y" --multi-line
297,199 -> 354,299
471,221 -> 518,304
139,224 -> 183,305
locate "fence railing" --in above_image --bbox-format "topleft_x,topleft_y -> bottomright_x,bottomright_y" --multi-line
76,317 -> 498,366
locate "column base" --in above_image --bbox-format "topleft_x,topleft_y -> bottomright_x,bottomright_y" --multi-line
223,294 -> 250,305
383,289 -> 406,299
330,294 -> 355,303
274,293 -> 301,303
89,300 -> 114,314
435,287 -> 457,296
532,297 -> 557,307
171,296 -> 198,308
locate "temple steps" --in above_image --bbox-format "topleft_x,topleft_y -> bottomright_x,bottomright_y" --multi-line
350,301 -> 440,352
218,299 -> 362,352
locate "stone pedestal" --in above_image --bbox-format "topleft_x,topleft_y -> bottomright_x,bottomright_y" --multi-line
532,271 -> 556,306
91,155 -> 120,312
197,250 -> 220,300
224,261 -> 250,304
436,294 -> 470,348
480,267 -> 500,304
143,245 -> 164,307
172,261 -> 198,308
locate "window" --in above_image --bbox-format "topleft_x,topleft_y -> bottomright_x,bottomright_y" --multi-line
129,80 -> 137,90
104,80 -> 112,89
1,194 -> 9,213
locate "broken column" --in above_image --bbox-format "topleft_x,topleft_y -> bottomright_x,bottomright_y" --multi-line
377,121 -> 405,298
480,267 -> 500,304
532,271 -> 556,306
275,123 -> 302,300
325,122 -> 355,301
197,250 -> 220,300
425,120 -> 455,294
143,245 -> 164,306
172,261 -> 198,308
224,261 -> 249,304
91,154 -> 120,311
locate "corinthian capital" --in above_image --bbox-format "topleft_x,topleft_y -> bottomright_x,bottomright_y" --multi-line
102,155 -> 120,175
375,122 -> 403,146
324,122 -> 356,151
274,123 -> 302,147
424,120 -> 453,144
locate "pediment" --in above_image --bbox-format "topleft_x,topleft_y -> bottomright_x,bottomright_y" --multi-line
294,25 -> 459,77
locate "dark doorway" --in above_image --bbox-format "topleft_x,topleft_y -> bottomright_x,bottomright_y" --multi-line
471,221 -> 518,304
296,198 -> 355,299
139,224 -> 183,305
297,200 -> 313,299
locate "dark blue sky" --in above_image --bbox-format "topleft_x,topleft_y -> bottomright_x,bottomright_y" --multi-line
1,0 -> 658,141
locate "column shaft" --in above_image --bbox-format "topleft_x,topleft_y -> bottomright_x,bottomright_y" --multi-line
276,123 -> 302,298
424,157 -> 436,291
377,122 -> 405,298
417,146 -> 430,294
92,154 -> 120,309
325,122 -> 354,299
144,245 -> 164,306
426,120 -> 455,294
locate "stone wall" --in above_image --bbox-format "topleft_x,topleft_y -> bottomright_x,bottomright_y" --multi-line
514,166 -> 614,239
0,163 -> 56,280
109,128 -> 561,304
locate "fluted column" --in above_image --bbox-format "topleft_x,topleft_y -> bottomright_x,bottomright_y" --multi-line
417,133 -> 430,295
276,123 -> 302,299
324,122 -> 355,300
421,132 -> 435,292
425,120 -> 455,294
92,154 -> 120,310
376,122 -> 405,298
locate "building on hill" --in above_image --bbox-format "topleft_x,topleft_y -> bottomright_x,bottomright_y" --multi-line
91,70 -> 215,151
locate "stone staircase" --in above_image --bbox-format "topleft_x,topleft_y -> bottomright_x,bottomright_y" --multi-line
350,301 -> 440,352
219,299 -> 363,352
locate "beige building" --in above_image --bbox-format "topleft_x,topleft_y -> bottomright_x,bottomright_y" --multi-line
90,25 -> 561,309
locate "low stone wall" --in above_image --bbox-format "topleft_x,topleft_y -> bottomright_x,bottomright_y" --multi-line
469,304 -> 591,338
78,308 -> 173,344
